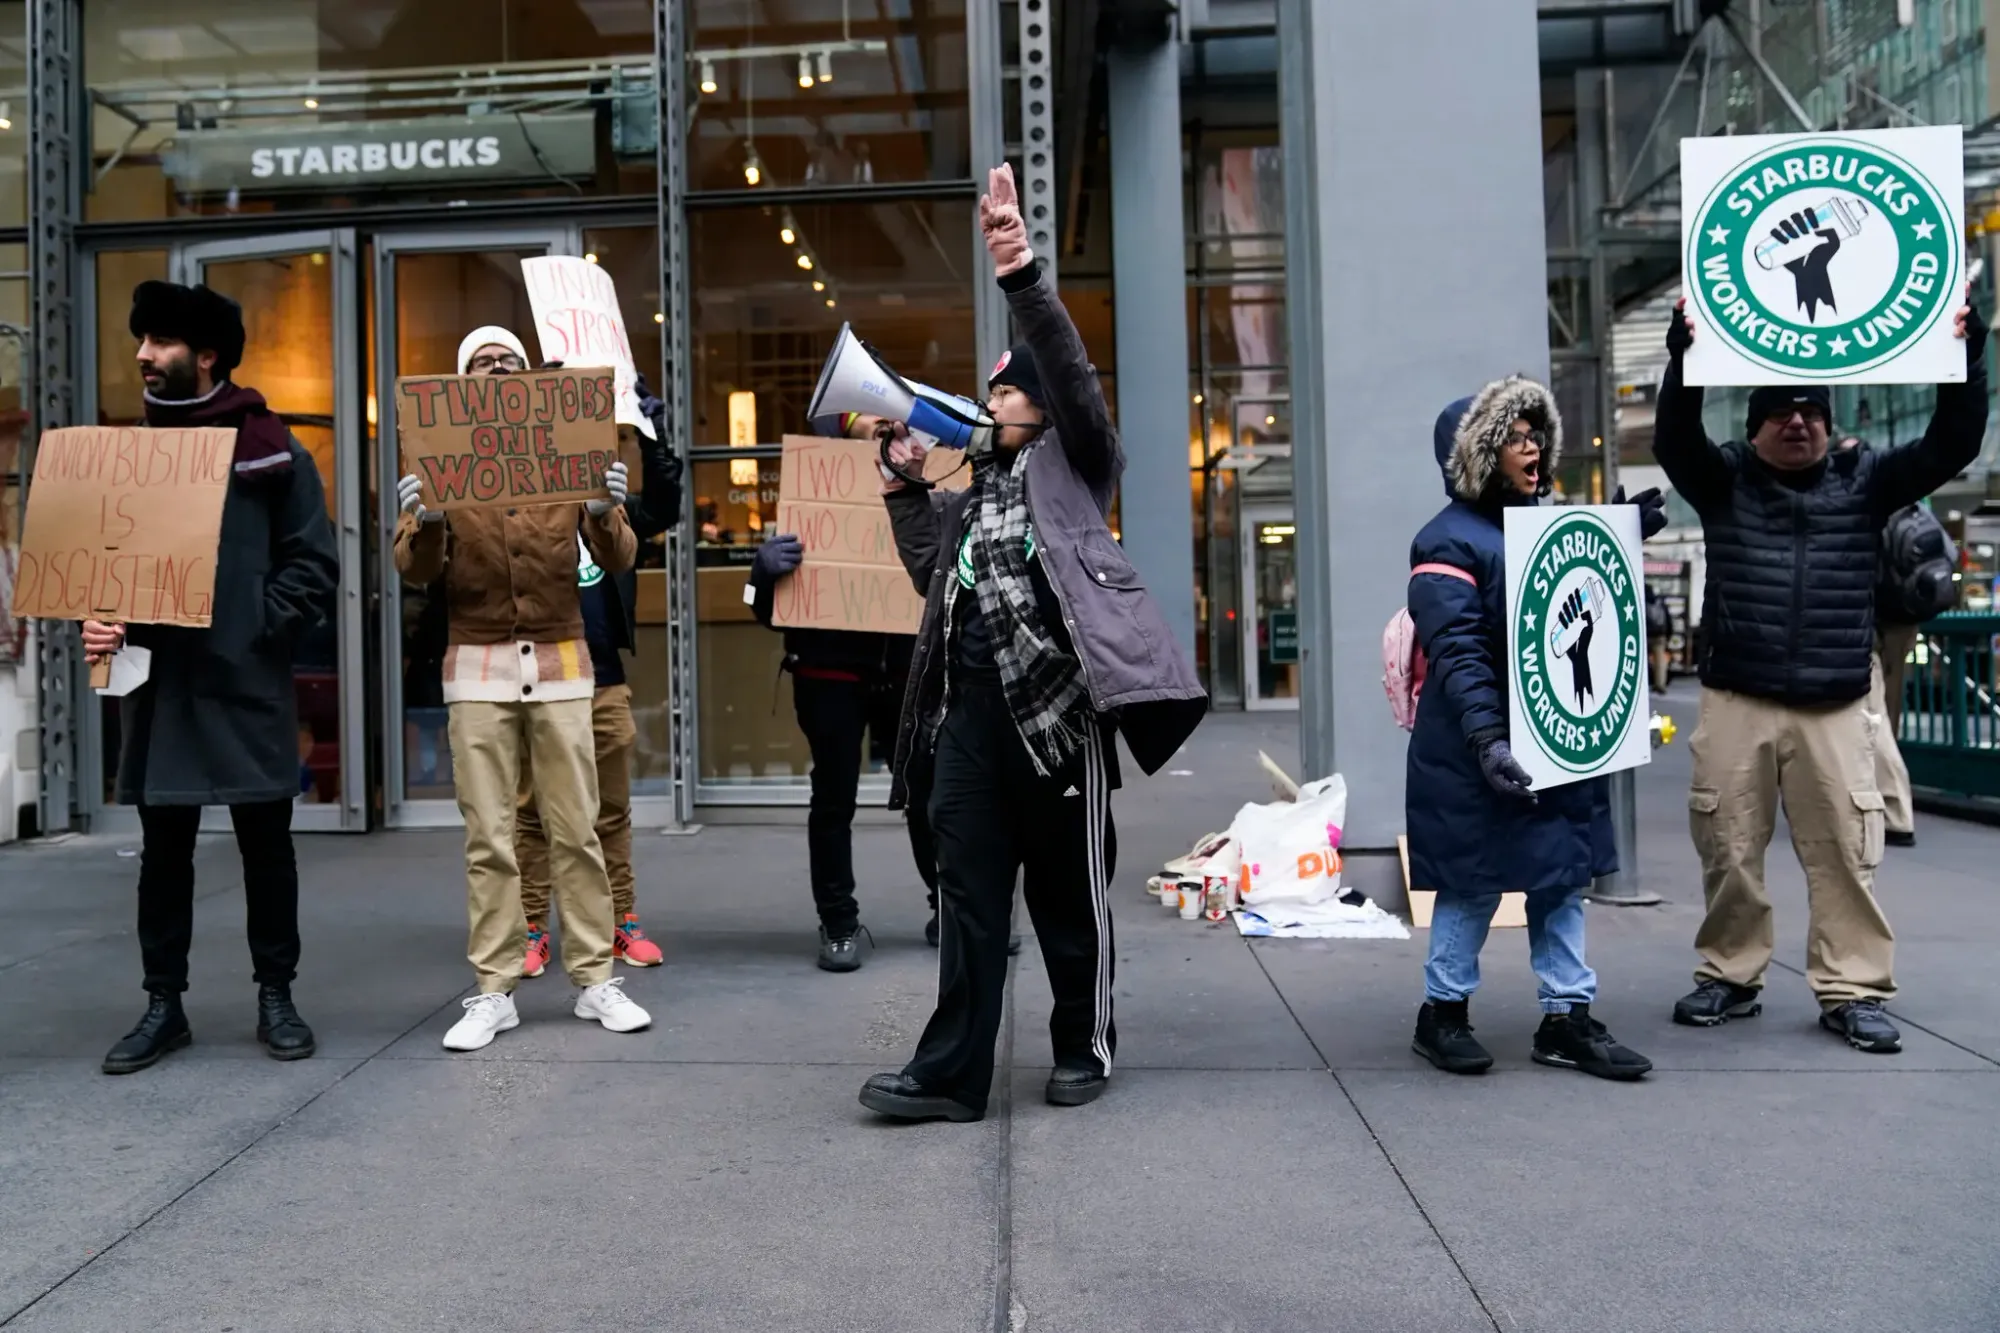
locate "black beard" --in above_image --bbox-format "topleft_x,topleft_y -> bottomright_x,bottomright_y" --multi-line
151,359 -> 202,400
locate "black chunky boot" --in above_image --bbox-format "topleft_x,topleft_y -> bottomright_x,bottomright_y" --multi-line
256,984 -> 316,1061
103,993 -> 192,1075
1532,1004 -> 1653,1081
1412,999 -> 1494,1074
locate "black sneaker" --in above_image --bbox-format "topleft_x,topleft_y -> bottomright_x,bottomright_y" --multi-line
818,924 -> 873,973
1045,1065 -> 1108,1107
858,1072 -> 984,1122
255,984 -> 316,1061
1885,829 -> 1916,848
1411,1000 -> 1493,1074
103,993 -> 192,1075
1672,979 -> 1763,1027
1532,1005 -> 1653,1081
1820,999 -> 1902,1053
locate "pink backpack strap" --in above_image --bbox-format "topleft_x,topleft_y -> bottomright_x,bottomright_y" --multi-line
1411,562 -> 1477,587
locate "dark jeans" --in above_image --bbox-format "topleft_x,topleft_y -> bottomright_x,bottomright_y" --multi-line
137,800 -> 300,995
905,678 -> 1117,1111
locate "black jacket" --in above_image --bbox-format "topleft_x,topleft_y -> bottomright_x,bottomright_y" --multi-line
1652,347 -> 1986,706
118,438 -> 339,804
598,404 -> 683,654
746,562 -> 906,678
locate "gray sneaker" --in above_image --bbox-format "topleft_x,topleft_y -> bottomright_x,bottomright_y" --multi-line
817,924 -> 873,973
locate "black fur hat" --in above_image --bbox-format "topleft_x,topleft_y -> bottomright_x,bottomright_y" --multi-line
129,281 -> 246,378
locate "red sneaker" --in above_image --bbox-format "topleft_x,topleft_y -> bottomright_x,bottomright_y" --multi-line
614,914 -> 664,967
523,924 -> 550,979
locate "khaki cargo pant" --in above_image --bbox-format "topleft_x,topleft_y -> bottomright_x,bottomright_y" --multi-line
519,683 -> 636,924
448,698 -> 615,993
1873,625 -> 1919,837
1688,685 -> 1893,1006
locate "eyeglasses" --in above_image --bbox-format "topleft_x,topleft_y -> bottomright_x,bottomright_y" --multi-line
1764,406 -> 1827,427
1503,429 -> 1546,453
466,352 -> 525,374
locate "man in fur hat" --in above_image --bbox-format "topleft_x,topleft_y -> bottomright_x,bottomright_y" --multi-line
84,281 -> 340,1074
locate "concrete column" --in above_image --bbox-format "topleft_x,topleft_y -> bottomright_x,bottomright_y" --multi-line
1279,0 -> 1550,908
1106,30 -> 1197,661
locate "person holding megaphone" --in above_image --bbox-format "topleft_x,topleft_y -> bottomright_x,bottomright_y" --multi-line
847,164 -> 1207,1124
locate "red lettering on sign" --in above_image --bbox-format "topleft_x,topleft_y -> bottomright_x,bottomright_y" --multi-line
505,456 -> 537,496
497,376 -> 531,426
418,453 -> 476,503
401,378 -> 446,429
470,425 -> 502,459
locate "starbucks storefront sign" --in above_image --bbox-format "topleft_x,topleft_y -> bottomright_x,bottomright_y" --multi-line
1679,125 -> 1965,386
162,113 -> 597,195
1505,504 -> 1651,792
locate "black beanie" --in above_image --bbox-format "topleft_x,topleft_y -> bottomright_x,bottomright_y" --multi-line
130,280 -> 246,378
1745,384 -> 1831,438
987,342 -> 1045,411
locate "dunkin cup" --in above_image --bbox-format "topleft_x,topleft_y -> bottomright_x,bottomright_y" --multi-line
1178,881 -> 1202,919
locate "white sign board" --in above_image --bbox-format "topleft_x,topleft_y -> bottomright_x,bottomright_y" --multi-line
1505,505 -> 1651,792
521,256 -> 657,439
1680,125 -> 1964,386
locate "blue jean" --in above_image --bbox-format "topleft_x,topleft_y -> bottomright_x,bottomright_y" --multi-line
1424,886 -> 1596,1013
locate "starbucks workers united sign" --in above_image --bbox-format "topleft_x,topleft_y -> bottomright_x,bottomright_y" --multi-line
1680,126 -> 1965,386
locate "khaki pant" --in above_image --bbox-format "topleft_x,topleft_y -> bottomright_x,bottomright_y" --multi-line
1873,624 -> 1919,836
519,684 -> 636,924
448,698 -> 615,993
1687,685 -> 1893,1005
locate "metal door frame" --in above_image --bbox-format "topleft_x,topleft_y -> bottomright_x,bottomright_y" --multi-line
1239,501 -> 1302,713
371,227 -> 579,828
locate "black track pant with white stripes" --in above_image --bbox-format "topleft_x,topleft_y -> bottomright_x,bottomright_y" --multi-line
905,675 -> 1117,1113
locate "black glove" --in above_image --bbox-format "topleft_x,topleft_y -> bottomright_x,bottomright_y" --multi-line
1963,304 -> 1988,375
1613,485 -> 1668,540
1476,737 -> 1537,804
1666,301 -> 1693,358
536,359 -> 564,370
634,372 -> 665,423
751,534 -> 804,579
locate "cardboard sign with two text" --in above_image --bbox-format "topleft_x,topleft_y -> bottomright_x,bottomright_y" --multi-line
396,367 -> 617,512
770,434 -> 966,635
14,426 -> 236,627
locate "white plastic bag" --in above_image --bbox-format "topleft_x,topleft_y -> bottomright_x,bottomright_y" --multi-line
1224,774 -> 1349,910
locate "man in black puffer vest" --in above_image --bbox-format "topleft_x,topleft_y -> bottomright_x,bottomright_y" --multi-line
1653,293 -> 1987,1055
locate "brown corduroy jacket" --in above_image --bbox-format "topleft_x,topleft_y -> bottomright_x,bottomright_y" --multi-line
393,503 -> 637,646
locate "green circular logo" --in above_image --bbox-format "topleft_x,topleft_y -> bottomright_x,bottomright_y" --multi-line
1685,135 -> 1958,379
1511,513 -> 1643,774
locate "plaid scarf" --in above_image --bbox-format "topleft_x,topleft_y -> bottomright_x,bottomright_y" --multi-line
969,444 -> 1092,776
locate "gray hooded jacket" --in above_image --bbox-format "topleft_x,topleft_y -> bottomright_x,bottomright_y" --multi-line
883,266 -> 1207,808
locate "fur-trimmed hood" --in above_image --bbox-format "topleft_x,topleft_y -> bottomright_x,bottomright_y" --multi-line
1433,375 -> 1562,502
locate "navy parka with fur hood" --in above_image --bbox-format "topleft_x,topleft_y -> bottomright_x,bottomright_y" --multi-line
1404,377 -> 1616,899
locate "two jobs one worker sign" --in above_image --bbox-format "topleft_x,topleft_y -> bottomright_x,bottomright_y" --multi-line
1506,126 -> 1966,789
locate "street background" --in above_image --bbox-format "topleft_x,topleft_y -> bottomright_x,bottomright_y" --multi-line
2,707 -> 1996,1333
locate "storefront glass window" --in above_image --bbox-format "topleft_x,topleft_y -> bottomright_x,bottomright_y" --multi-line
689,197 -> 974,784
0,3 -> 23,227
688,0 -> 970,192
83,0 -> 656,221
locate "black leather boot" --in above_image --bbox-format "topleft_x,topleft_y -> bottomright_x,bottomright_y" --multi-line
103,993 -> 192,1075
1411,999 -> 1494,1074
256,984 -> 316,1061
1046,1065 -> 1108,1107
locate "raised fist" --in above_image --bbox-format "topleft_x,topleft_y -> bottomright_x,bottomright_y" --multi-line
1548,577 -> 1609,709
1768,207 -> 1843,321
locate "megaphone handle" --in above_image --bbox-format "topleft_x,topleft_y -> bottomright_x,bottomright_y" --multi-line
877,421 -> 937,491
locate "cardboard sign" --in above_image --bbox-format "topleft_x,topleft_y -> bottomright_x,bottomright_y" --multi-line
396,368 -> 617,512
1680,126 -> 1965,386
1504,504 -> 1651,792
521,256 -> 656,440
14,426 -> 236,626
770,434 -> 965,635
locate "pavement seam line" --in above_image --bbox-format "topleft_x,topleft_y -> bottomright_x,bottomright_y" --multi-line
1244,940 -> 1506,1333
990,905 -> 1021,1333
0,868 -> 249,980
0,986 -> 474,1328
1763,958 -> 2000,1069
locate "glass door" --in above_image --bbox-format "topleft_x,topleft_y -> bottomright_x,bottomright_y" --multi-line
373,228 -> 578,828
178,231 -> 367,831
1240,503 -> 1301,711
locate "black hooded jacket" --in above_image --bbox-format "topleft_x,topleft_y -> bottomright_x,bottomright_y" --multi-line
1653,335 -> 1986,706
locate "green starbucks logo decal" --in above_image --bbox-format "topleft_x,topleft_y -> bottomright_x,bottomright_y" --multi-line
1512,512 -> 1643,774
1686,136 -> 1957,379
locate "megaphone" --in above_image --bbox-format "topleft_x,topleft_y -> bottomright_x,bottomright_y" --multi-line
808,324 -> 996,456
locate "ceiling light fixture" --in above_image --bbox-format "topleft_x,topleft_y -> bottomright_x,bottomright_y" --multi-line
811,280 -> 825,292
798,54 -> 815,89
303,96 -> 320,109
816,51 -> 833,83
796,253 -> 814,270
698,59 -> 718,95
742,144 -> 763,186
584,252 -> 599,264
780,225 -> 796,245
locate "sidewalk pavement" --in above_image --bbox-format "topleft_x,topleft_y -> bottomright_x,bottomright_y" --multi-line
1,707 -> 1995,1332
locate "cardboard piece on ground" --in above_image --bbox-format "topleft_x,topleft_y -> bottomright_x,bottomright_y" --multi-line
770,434 -> 964,635
1399,837 -> 1526,929
14,426 -> 237,628
521,255 -> 657,439
396,368 -> 617,512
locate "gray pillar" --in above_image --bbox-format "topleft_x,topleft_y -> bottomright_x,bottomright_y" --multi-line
1280,0 -> 1549,908
1107,32 -> 1197,661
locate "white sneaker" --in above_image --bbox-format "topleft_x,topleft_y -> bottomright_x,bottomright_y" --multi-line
574,977 -> 651,1033
442,992 -> 519,1051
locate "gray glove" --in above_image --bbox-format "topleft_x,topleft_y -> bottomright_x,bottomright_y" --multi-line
586,461 -> 629,517
397,473 -> 443,525
1477,738 -> 1537,804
